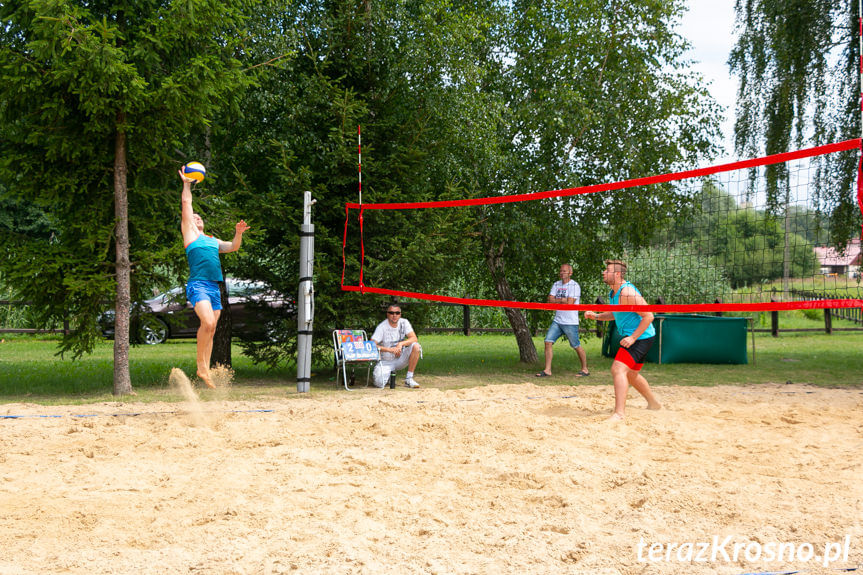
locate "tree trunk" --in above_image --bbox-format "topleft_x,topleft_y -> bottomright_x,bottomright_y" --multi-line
211,280 -> 232,368
485,243 -> 538,364
112,116 -> 133,395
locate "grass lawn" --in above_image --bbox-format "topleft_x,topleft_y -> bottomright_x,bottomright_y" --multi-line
1,317 -> 860,404
759,275 -> 862,296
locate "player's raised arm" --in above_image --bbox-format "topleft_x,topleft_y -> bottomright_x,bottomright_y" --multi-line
179,170 -> 199,247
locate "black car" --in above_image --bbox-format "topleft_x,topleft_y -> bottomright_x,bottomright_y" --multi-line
100,279 -> 294,345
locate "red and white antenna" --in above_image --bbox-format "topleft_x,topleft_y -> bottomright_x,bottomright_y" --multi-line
858,0 -> 863,238
357,125 -> 365,291
358,125 -> 363,205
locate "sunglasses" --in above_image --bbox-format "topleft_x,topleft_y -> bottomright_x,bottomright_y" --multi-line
387,311 -> 401,315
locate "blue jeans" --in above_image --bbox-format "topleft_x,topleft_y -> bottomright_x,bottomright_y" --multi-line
544,322 -> 581,348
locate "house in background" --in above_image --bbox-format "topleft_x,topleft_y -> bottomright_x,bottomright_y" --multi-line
814,238 -> 861,277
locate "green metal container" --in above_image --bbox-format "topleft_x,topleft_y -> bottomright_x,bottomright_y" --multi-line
602,314 -> 750,365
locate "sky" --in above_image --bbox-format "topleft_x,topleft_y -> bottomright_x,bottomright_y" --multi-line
677,1 -> 738,164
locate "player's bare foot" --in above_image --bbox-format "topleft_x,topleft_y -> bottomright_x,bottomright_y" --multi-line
647,401 -> 662,410
197,371 -> 216,389
608,412 -> 625,422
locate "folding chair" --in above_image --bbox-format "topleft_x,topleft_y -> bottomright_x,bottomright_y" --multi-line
332,329 -> 380,391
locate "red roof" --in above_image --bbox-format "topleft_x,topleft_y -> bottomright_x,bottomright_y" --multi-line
814,238 -> 862,266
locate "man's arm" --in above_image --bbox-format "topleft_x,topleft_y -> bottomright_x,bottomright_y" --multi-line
618,287 -> 654,345
371,338 -> 393,355
370,325 -> 389,353
372,336 -> 399,356
394,330 -> 418,351
586,311 -> 614,321
219,220 -> 250,253
179,171 -> 198,247
547,286 -> 575,304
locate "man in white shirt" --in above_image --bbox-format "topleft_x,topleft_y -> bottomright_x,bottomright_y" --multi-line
536,263 -> 589,378
371,303 -> 422,388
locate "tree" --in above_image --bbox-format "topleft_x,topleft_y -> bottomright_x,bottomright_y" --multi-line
0,0 -> 254,394
211,0 -> 497,367
730,0 -> 860,244
703,208 -> 819,288
664,181 -> 821,290
217,0 -> 722,367
462,0 -> 721,362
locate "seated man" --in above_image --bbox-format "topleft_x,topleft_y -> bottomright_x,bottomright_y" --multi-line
371,303 -> 422,388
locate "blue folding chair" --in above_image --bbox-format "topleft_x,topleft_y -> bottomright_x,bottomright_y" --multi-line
332,329 -> 380,391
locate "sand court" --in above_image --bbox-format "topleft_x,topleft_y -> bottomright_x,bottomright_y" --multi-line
0,382 -> 861,574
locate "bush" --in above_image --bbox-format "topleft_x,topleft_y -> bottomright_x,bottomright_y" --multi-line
0,275 -> 41,330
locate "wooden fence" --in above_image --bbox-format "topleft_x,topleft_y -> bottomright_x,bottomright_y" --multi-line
790,290 -> 862,326
0,300 -> 69,335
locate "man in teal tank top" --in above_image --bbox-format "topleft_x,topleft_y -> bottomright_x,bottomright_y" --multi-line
179,169 -> 250,388
585,260 -> 661,421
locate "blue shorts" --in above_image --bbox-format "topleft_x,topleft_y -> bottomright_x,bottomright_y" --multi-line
544,322 -> 581,348
186,280 -> 222,310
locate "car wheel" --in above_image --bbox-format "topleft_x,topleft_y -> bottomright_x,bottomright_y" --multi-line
136,315 -> 169,345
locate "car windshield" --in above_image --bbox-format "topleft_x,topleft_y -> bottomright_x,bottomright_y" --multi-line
227,280 -> 267,298
152,287 -> 185,304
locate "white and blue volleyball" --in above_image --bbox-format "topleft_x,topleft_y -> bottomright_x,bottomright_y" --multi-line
182,162 -> 206,183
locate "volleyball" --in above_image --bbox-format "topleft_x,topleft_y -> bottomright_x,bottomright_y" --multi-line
182,162 -> 206,183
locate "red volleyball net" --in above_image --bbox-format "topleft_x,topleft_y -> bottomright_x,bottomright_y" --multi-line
342,139 -> 863,313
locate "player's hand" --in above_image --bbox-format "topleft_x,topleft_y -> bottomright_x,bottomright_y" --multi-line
235,220 -> 250,235
620,336 -> 634,348
392,345 -> 402,358
178,169 -> 196,184
585,311 -> 595,320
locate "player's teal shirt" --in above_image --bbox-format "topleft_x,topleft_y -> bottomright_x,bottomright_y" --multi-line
609,281 -> 655,340
185,234 -> 223,282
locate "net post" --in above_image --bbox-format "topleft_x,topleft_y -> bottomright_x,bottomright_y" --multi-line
770,298 -> 779,337
297,190 -> 315,393
714,298 -> 723,317
824,308 -> 833,335
463,303 -> 471,336
748,317 -> 756,366
654,297 -> 665,362
657,317 -> 664,365
594,296 -> 605,338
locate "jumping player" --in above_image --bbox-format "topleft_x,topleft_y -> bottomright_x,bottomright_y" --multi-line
179,169 -> 249,388
585,259 -> 661,421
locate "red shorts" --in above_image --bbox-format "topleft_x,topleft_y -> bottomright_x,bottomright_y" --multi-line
614,336 -> 655,371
